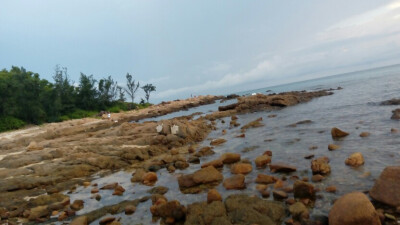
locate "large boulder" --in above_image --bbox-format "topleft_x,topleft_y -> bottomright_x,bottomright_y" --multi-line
370,166 -> 400,206
311,157 -> 331,175
185,201 -> 231,225
329,192 -> 381,225
178,166 -> 223,190
331,127 -> 349,139
345,152 -> 364,167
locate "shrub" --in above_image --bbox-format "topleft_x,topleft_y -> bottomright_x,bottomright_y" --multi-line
0,116 -> 26,132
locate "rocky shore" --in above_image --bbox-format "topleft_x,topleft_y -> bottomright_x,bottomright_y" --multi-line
1,90 -> 399,225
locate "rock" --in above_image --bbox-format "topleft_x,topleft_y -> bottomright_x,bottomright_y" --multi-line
101,182 -> 118,190
142,172 -> 158,186
269,163 -> 297,173
311,157 -> 331,175
220,153 -> 241,164
236,133 -> 245,138
289,202 -> 309,220
131,169 -> 146,183
91,188 -> 99,193
328,144 -> 340,151
225,194 -> 285,225
326,186 -> 337,193
309,145 -> 318,150
207,189 -> 222,203
112,185 -> 125,196
28,205 -> 49,221
147,186 -> 169,195
331,127 -> 349,139
255,174 -> 277,184
185,201 -> 230,225
273,190 -> 288,200
210,138 -> 227,146
264,150 -> 273,156
370,166 -> 400,207
82,181 -> 91,187
125,205 -> 136,215
58,211 -> 68,221
178,174 -> 197,188
70,200 -> 84,211
360,132 -> 370,137
188,156 -> 200,164
167,165 -> 176,173
345,152 -> 364,167
99,217 -> 115,225
391,128 -> 399,133
70,216 -> 88,225
175,160 -> 190,170
193,166 -> 223,184
380,98 -> 400,105
26,141 -> 44,151
241,117 -> 264,130
311,174 -> 324,182
195,146 -> 215,157
304,154 -> 314,159
391,109 -> 400,120
255,155 -> 271,168
329,192 -> 381,225
150,200 -> 186,222
293,181 -> 315,199
201,159 -> 223,168
223,174 -> 246,190
231,163 -> 252,174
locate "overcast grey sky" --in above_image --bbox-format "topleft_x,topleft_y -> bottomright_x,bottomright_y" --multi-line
1,0 -> 400,101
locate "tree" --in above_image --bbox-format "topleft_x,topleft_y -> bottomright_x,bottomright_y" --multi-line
52,65 -> 76,115
76,73 -> 98,110
98,76 -> 118,108
117,86 -> 125,102
141,83 -> 156,103
124,73 -> 140,106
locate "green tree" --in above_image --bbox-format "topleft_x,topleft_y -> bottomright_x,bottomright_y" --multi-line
141,83 -> 156,103
124,73 -> 140,106
52,65 -> 76,115
117,86 -> 125,102
76,73 -> 98,110
98,76 -> 118,108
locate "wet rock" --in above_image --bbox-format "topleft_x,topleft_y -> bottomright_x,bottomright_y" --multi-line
195,146 -> 215,157
131,169 -> 146,183
370,166 -> 400,207
256,174 -> 277,184
82,181 -> 91,187
207,189 -> 222,203
167,165 -> 176,173
328,144 -> 340,151
99,216 -> 115,225
231,163 -> 253,174
345,152 -> 364,167
269,163 -> 297,173
241,117 -> 264,131
124,205 -> 136,215
273,190 -> 288,200
391,109 -> 400,120
188,156 -> 200,164
91,188 -> 99,194
311,157 -> 331,175
329,192 -> 381,225
142,172 -> 158,186
58,211 -> 68,221
147,186 -> 169,195
326,186 -> 337,193
236,133 -> 245,138
309,145 -> 318,150
201,159 -> 223,168
193,166 -> 223,184
175,160 -> 190,170
360,132 -> 370,137
311,174 -> 324,182
26,141 -> 44,151
112,185 -> 125,196
223,174 -> 246,190
221,153 -> 241,164
331,127 -> 349,139
260,190 -> 270,198
264,150 -> 273,156
101,182 -> 118,190
185,201 -> 230,225
289,202 -> 309,220
225,194 -> 285,225
380,98 -> 400,105
70,216 -> 88,225
28,205 -> 49,221
150,200 -> 186,222
210,138 -> 227,146
304,154 -> 314,159
255,155 -> 271,168
70,200 -> 84,211
293,181 -> 315,199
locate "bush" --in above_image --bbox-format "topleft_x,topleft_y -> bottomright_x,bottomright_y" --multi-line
63,109 -> 98,120
0,116 -> 26,132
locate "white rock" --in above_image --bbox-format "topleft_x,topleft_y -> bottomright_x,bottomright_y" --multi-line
156,124 -> 163,133
171,125 -> 179,135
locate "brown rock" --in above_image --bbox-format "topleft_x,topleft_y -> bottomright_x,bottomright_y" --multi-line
91,188 -> 99,194
113,185 -> 125,196
331,127 -> 349,139
391,128 -> 399,133
195,146 -> 215,157
28,205 -> 49,221
360,132 -> 370,137
223,174 -> 246,190
391,109 -> 400,120
58,211 -> 68,221
326,186 -> 337,193
236,133 -> 245,138
255,174 -> 277,184
345,152 -> 364,167
273,190 -> 288,200
329,192 -> 381,225
26,141 -> 44,151
70,200 -> 84,211
101,182 -> 118,190
311,156 -> 331,175
263,150 -> 273,156
193,166 -> 223,184
231,163 -> 253,174
289,202 -> 309,220
370,166 -> 400,207
241,117 -> 264,130
304,154 -> 314,159
255,155 -> 271,168
309,145 -> 318,150
82,181 -> 91,187
311,174 -> 324,182
174,160 -> 189,170
328,144 -> 340,151
201,159 -> 223,168
260,190 -> 270,198
207,189 -> 222,203
70,216 -> 88,225
210,138 -> 227,146
99,217 -> 115,225
293,180 -> 315,199
142,172 -> 158,186
125,205 -> 136,215
269,163 -> 297,173
220,153 -> 241,164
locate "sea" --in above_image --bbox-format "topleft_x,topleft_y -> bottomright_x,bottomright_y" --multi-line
63,64 -> 400,224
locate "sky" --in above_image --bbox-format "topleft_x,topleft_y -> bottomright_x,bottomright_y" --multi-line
1,0 -> 400,102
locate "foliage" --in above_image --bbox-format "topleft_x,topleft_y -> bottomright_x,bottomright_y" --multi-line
141,83 -> 156,103
0,116 -> 26,132
124,73 -> 140,106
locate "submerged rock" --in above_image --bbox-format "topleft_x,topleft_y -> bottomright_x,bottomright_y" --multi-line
359,132 -> 371,137
331,127 -> 349,139
329,192 -> 381,225
370,166 -> 400,207
345,152 -> 364,167
328,144 -> 340,151
241,117 -> 264,131
223,174 -> 246,190
381,98 -> 400,105
269,163 -> 297,173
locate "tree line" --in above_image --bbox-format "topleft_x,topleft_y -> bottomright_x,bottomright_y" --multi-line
0,66 -> 156,132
